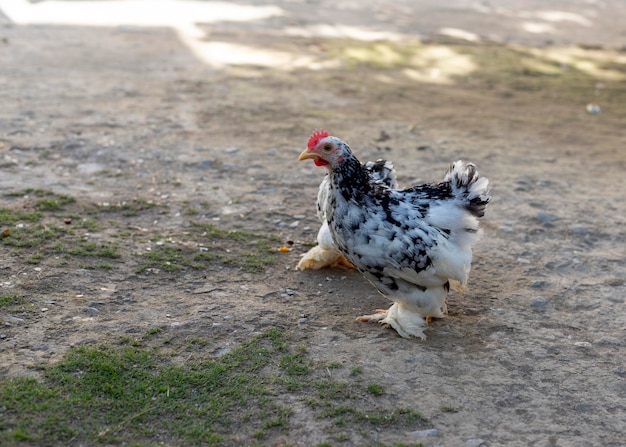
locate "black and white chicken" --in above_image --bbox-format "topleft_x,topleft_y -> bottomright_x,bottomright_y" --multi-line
297,159 -> 397,270
298,129 -> 490,339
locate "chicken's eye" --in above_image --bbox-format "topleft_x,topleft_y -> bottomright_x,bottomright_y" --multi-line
322,144 -> 333,152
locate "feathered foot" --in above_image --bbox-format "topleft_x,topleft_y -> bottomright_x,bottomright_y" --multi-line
426,302 -> 448,324
296,245 -> 355,270
356,304 -> 427,340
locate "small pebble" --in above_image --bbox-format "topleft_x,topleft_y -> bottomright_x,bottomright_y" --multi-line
410,428 -> 439,437
8,315 -> 25,323
298,317 -> 308,324
531,297 -> 549,309
535,212 -> 560,225
170,322 -> 182,329
586,103 -> 601,114
466,439 -> 486,447
84,307 -> 99,315
570,225 -> 589,235
530,280 -> 546,289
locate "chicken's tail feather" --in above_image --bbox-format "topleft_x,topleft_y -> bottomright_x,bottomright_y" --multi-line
444,161 -> 490,218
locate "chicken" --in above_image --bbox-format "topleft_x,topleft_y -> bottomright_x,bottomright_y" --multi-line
297,158 -> 397,271
298,129 -> 490,339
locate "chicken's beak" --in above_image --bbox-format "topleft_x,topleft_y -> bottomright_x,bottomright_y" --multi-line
298,149 -> 319,161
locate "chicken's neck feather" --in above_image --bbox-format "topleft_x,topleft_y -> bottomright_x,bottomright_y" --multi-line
329,154 -> 372,203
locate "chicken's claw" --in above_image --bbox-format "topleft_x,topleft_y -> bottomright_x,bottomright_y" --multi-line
356,309 -> 387,322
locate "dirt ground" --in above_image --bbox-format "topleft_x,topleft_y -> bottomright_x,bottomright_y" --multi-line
1,1 -> 625,446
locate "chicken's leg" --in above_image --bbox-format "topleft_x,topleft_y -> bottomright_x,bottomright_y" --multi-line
357,303 -> 427,340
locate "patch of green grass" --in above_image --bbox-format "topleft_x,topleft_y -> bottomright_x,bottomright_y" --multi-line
137,246 -> 187,272
184,336 -> 209,351
3,189 -> 78,211
1,223 -> 65,248
0,208 -> 42,226
366,383 -> 384,396
138,224 -> 279,273
67,241 -> 120,258
280,346 -> 310,376
316,380 -> 354,400
88,198 -> 160,217
26,253 -> 43,264
95,262 -> 113,270
0,294 -> 26,308
350,366 -> 363,376
77,218 -> 99,231
4,188 -> 52,198
0,328 -> 289,446
35,195 -> 75,211
145,327 -> 163,337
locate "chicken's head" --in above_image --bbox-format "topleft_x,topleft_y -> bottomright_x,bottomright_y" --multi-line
298,129 -> 349,168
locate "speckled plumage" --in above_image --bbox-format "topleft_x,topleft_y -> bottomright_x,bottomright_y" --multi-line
297,159 -> 397,271
299,131 -> 490,339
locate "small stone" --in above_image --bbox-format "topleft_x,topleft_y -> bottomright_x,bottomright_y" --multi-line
214,347 -> 230,356
298,317 -> 308,324
410,428 -> 439,437
535,212 -> 560,225
586,103 -> 601,114
570,225 -> 589,234
197,159 -> 212,169
466,439 -> 486,447
0,334 -> 6,339
285,289 -> 296,296
288,221 -> 299,228
530,280 -> 546,288
84,307 -> 99,315
531,297 -> 549,309
170,322 -> 182,329
605,278 -> 624,287
87,301 -> 106,306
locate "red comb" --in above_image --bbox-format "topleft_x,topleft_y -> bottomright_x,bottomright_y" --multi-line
307,128 -> 329,148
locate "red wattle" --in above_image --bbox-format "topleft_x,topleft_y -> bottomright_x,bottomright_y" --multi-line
314,159 -> 329,166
